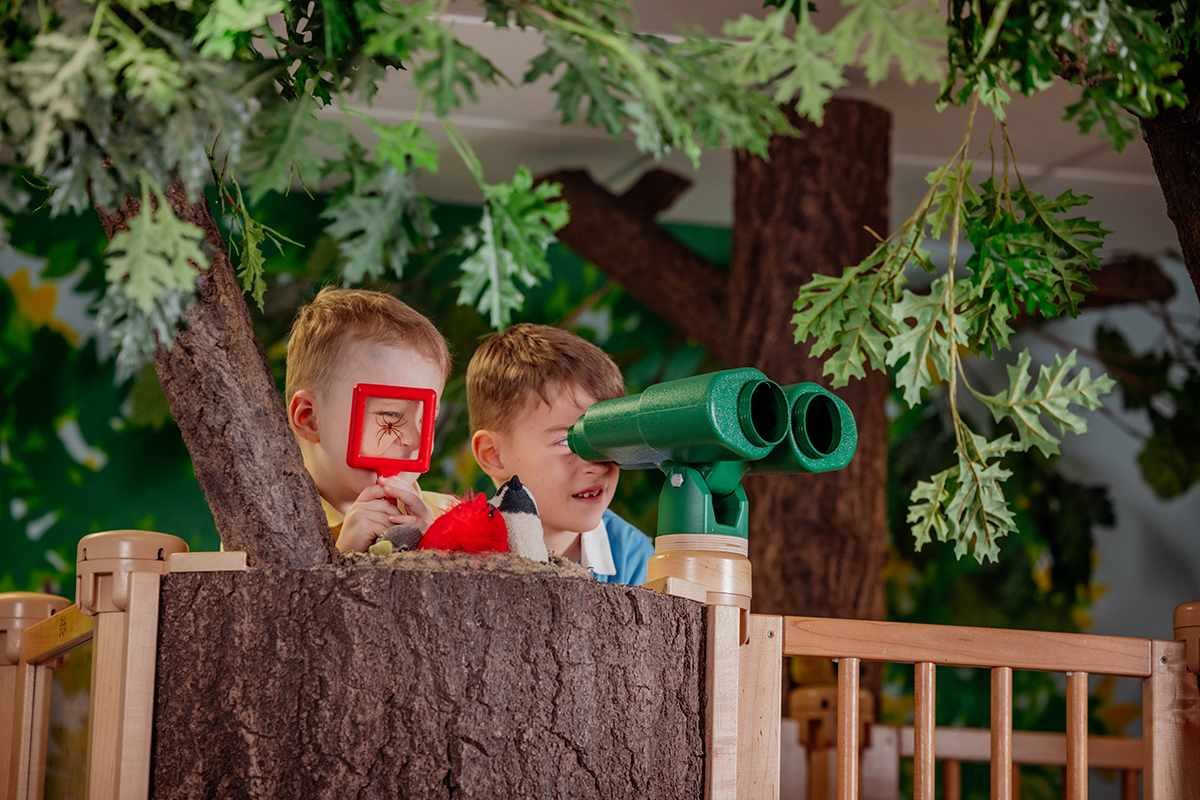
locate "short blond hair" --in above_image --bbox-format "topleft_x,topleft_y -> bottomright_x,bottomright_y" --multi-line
466,323 -> 625,434
285,287 -> 451,402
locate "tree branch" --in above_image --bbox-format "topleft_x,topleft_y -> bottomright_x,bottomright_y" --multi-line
536,168 -> 730,358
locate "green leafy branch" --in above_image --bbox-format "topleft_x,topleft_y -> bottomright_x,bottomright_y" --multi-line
94,174 -> 206,379
443,119 -> 568,327
942,0 -> 1191,150
794,93 -> 1116,562
213,175 -> 300,311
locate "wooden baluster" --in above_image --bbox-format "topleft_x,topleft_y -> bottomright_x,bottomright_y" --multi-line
1120,769 -> 1137,800
836,658 -> 860,800
1065,671 -> 1088,800
991,667 -> 1013,800
943,760 -> 961,800
914,662 -> 936,800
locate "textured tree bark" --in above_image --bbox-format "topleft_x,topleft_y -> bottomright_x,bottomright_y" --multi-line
728,99 -> 891,627
91,184 -> 338,568
1143,48 -> 1200,300
151,567 -> 706,799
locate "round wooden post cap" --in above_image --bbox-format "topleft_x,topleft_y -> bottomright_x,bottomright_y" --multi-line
75,530 -> 188,615
0,591 -> 71,665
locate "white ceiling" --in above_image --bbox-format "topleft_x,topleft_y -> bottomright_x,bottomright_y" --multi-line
350,3 -> 1180,260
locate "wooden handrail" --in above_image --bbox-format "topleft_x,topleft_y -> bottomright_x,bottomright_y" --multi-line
18,604 -> 94,665
782,616 -> 1152,676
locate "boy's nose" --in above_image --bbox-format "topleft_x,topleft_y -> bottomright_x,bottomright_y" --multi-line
578,457 -> 612,474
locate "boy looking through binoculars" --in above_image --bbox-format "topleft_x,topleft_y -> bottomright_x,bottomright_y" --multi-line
467,324 -> 654,585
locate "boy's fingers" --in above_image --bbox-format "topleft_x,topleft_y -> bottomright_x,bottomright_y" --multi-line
380,480 -> 434,522
356,484 -> 389,503
387,514 -> 431,533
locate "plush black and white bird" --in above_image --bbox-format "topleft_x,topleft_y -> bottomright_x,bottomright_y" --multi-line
489,476 -> 549,563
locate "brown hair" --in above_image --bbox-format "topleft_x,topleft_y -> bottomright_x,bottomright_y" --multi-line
285,287 -> 451,401
466,323 -> 625,433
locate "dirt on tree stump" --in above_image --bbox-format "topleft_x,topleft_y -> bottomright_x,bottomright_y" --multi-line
150,565 -> 706,799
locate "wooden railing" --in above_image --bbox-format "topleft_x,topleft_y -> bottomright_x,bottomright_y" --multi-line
768,615 -> 1200,800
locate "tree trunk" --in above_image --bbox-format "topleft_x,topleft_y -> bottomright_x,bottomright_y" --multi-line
542,98 -> 892,634
92,184 -> 337,568
729,100 -> 891,626
1143,47 -> 1200,299
151,566 -> 705,799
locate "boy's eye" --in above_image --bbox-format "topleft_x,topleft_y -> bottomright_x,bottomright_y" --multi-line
553,437 -> 570,448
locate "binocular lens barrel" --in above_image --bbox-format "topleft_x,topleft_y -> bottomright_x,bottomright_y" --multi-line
568,368 -> 788,466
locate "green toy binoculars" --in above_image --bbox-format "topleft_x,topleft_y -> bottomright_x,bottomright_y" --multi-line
568,367 -> 856,540
569,368 -> 856,612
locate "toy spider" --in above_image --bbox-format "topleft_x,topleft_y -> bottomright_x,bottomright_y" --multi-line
374,411 -> 409,448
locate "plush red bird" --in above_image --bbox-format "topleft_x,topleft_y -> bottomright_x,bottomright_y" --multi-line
413,476 -> 550,563
417,493 -> 507,554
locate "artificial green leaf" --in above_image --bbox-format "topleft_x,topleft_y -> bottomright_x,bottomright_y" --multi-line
242,99 -> 344,205
926,162 -> 981,240
831,0 -> 945,86
792,269 -> 858,355
193,0 -> 285,59
11,33 -> 112,174
946,450 -> 1016,563
236,213 -> 267,311
886,276 -> 967,406
370,120 -> 440,174
724,1 -> 846,123
1137,428 -> 1200,499
321,165 -> 438,283
104,184 -> 205,315
105,29 -> 185,116
362,0 -> 438,62
414,24 -> 502,116
1012,187 -> 1107,315
982,350 -> 1115,458
908,465 -> 956,550
455,167 -> 568,328
526,35 -> 626,136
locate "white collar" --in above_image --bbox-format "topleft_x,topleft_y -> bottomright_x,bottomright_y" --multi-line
579,516 -> 616,576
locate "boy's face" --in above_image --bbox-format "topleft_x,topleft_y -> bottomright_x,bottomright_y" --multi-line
292,342 -> 445,512
482,385 -> 619,540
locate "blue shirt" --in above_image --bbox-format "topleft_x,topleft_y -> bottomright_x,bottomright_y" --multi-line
579,510 -> 655,586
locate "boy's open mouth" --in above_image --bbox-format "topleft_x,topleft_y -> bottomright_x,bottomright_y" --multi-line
573,487 -> 603,499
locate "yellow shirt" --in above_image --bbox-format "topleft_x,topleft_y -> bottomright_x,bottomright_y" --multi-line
322,481 -> 458,538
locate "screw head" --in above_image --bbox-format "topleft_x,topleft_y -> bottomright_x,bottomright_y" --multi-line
767,630 -> 775,639
670,473 -> 684,488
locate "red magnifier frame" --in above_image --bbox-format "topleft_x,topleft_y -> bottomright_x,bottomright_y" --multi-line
346,383 -> 437,478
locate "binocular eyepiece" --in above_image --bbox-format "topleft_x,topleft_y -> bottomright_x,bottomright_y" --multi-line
567,367 -> 855,480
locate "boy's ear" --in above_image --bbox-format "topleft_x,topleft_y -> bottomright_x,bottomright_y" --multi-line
289,391 -> 321,443
471,429 -> 509,481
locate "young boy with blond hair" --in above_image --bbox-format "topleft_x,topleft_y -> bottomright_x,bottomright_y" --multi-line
286,287 -> 456,552
466,324 -> 654,585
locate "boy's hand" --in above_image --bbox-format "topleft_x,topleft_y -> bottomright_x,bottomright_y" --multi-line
378,476 -> 437,532
335,479 -> 437,553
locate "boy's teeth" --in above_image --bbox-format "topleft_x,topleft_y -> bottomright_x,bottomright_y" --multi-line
575,489 -> 601,498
